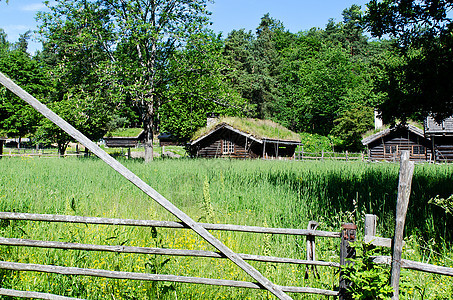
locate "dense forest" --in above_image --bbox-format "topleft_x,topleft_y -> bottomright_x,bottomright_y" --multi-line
0,0 -> 452,158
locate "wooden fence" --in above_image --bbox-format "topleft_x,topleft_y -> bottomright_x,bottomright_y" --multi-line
0,212 -> 348,299
295,150 -> 365,161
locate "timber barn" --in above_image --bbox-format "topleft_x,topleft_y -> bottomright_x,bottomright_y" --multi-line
103,129 -> 145,148
158,132 -> 178,147
424,116 -> 453,162
362,124 -> 433,161
189,117 -> 301,159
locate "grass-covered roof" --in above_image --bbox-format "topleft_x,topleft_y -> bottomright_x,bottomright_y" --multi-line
105,128 -> 144,138
192,117 -> 301,142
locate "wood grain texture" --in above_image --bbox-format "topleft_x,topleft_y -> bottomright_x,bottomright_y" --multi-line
372,256 -> 453,277
0,237 -> 340,268
0,212 -> 340,238
391,151 -> 414,300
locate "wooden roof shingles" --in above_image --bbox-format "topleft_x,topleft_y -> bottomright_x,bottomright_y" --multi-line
425,116 -> 453,136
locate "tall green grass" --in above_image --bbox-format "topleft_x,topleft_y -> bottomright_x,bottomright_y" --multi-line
0,157 -> 452,299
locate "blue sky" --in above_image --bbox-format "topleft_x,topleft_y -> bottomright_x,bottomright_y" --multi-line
0,0 -> 371,54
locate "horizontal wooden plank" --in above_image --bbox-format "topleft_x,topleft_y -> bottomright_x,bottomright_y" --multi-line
364,235 -> 392,248
0,237 -> 340,268
364,235 -> 406,248
372,256 -> 453,276
0,261 -> 339,296
0,212 -> 340,238
0,288 -> 83,300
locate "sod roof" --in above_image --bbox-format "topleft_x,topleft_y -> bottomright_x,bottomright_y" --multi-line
105,128 -> 144,138
191,117 -> 301,143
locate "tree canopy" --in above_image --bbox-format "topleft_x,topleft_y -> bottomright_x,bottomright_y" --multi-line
364,0 -> 453,124
3,3 -> 440,153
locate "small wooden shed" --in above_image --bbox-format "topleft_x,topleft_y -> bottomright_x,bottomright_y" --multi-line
189,117 -> 301,159
104,129 -> 145,148
424,116 -> 453,162
362,124 -> 432,161
158,132 -> 178,147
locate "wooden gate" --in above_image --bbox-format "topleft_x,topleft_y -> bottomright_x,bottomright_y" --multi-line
0,72 -> 348,299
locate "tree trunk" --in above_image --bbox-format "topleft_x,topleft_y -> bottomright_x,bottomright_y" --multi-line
143,102 -> 154,163
58,143 -> 66,157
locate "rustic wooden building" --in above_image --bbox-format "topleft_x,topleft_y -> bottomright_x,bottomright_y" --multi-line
158,133 -> 178,147
362,124 -> 433,161
424,116 -> 453,162
189,118 -> 301,159
104,129 -> 145,148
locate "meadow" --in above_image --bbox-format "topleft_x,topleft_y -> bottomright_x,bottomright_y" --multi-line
0,157 -> 452,299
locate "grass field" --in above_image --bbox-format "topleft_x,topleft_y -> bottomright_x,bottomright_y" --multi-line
0,157 -> 452,299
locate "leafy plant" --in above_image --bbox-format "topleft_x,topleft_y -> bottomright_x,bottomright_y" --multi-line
429,195 -> 453,216
343,242 -> 393,299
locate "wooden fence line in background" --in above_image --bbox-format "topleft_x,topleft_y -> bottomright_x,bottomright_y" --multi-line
295,150 -> 365,161
0,212 -> 340,238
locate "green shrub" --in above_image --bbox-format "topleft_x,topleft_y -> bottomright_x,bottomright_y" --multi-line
343,242 -> 394,300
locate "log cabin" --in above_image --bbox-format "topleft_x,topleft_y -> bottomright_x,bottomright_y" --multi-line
103,129 -> 145,148
362,124 -> 433,161
158,132 -> 178,147
424,116 -> 453,162
189,117 -> 301,159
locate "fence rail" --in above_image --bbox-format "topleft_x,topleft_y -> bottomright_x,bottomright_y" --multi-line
364,214 -> 453,277
0,148 -> 83,158
295,150 -> 365,161
0,212 -> 342,298
0,212 -> 340,237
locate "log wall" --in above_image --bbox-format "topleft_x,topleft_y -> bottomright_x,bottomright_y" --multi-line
432,136 -> 453,162
193,128 -> 257,159
367,130 -> 432,161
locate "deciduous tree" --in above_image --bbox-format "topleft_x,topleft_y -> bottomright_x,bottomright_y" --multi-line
159,31 -> 246,141
364,0 -> 453,124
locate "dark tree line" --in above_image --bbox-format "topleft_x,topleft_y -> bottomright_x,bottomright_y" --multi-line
1,1 -> 451,154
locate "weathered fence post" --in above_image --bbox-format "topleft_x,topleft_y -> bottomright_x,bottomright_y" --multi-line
364,214 -> 377,237
339,223 -> 357,300
390,151 -> 414,300
305,221 -> 319,279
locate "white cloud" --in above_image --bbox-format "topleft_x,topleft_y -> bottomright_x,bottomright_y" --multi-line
21,3 -> 45,12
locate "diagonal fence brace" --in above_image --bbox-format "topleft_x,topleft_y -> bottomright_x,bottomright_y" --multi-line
0,72 -> 292,300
